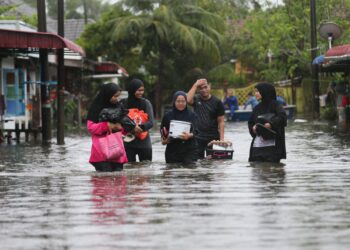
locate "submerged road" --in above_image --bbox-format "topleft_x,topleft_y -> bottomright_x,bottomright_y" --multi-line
0,119 -> 350,250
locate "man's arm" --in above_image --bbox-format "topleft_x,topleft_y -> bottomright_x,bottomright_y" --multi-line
187,81 -> 199,105
187,79 -> 206,105
217,115 -> 225,141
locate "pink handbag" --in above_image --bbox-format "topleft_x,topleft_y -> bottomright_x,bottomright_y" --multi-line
97,130 -> 127,162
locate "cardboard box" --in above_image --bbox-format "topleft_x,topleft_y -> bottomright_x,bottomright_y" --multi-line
206,147 -> 234,160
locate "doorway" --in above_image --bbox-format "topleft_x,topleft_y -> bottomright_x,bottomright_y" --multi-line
2,69 -> 26,116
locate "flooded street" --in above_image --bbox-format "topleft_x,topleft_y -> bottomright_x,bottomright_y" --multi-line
1,120 -> 350,250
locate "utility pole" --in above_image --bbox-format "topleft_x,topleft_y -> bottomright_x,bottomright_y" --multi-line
310,0 -> 320,119
57,0 -> 65,144
83,0 -> 88,25
37,0 -> 52,142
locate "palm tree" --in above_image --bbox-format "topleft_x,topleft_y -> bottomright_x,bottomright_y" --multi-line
110,2 -> 224,117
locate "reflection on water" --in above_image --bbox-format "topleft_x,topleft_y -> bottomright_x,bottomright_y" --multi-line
91,175 -> 129,224
1,120 -> 350,249
91,174 -> 149,226
250,162 -> 286,185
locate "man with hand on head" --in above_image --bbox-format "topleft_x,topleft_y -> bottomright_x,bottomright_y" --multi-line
187,78 -> 225,159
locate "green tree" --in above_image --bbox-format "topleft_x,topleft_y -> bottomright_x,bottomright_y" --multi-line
77,4 -> 135,65
0,4 -> 37,27
43,0 -> 110,20
234,5 -> 305,82
233,0 -> 350,83
194,0 -> 255,87
207,63 -> 246,88
110,1 -> 224,116
0,5 -> 17,18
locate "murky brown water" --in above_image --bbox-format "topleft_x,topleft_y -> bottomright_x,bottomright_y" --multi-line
1,119 -> 350,250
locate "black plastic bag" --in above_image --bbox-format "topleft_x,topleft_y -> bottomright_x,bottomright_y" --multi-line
257,113 -> 275,124
99,106 -> 128,123
256,123 -> 276,140
99,106 -> 136,132
256,113 -> 277,140
120,115 -> 136,132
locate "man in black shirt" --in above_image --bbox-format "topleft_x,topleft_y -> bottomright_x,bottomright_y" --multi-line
187,78 -> 225,159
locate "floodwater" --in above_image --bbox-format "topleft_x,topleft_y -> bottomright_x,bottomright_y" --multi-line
1,119 -> 350,250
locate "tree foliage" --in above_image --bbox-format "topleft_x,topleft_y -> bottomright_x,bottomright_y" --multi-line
0,3 -> 37,27
233,0 -> 350,82
0,5 -> 17,18
79,0 -> 350,111
117,2 -> 224,115
80,1 -> 226,115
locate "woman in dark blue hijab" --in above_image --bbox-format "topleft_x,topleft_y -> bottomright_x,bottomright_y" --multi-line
160,91 -> 198,164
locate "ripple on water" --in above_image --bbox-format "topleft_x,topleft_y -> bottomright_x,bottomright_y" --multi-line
1,121 -> 350,250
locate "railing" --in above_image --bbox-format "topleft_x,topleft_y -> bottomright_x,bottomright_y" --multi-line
212,84 -> 291,105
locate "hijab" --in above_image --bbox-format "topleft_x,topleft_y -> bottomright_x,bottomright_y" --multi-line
160,91 -> 198,141
87,83 -> 121,123
126,79 -> 147,111
254,82 -> 279,115
255,82 -> 276,103
163,91 -> 196,129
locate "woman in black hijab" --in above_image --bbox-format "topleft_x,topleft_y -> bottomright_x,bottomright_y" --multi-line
248,83 -> 287,163
87,83 -> 126,171
121,79 -> 154,162
160,91 -> 198,164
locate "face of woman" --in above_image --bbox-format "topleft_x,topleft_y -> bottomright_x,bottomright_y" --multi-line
254,89 -> 262,101
175,95 -> 186,111
134,86 -> 145,99
109,91 -> 121,104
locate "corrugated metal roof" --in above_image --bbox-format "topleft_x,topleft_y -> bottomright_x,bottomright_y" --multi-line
47,19 -> 95,41
0,28 -> 85,56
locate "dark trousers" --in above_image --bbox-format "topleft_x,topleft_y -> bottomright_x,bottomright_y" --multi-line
91,162 -> 124,172
125,147 -> 152,162
249,156 -> 281,163
165,142 -> 198,164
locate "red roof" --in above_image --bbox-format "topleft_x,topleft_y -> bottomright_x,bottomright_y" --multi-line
95,61 -> 129,76
0,28 -> 85,56
325,44 -> 350,59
